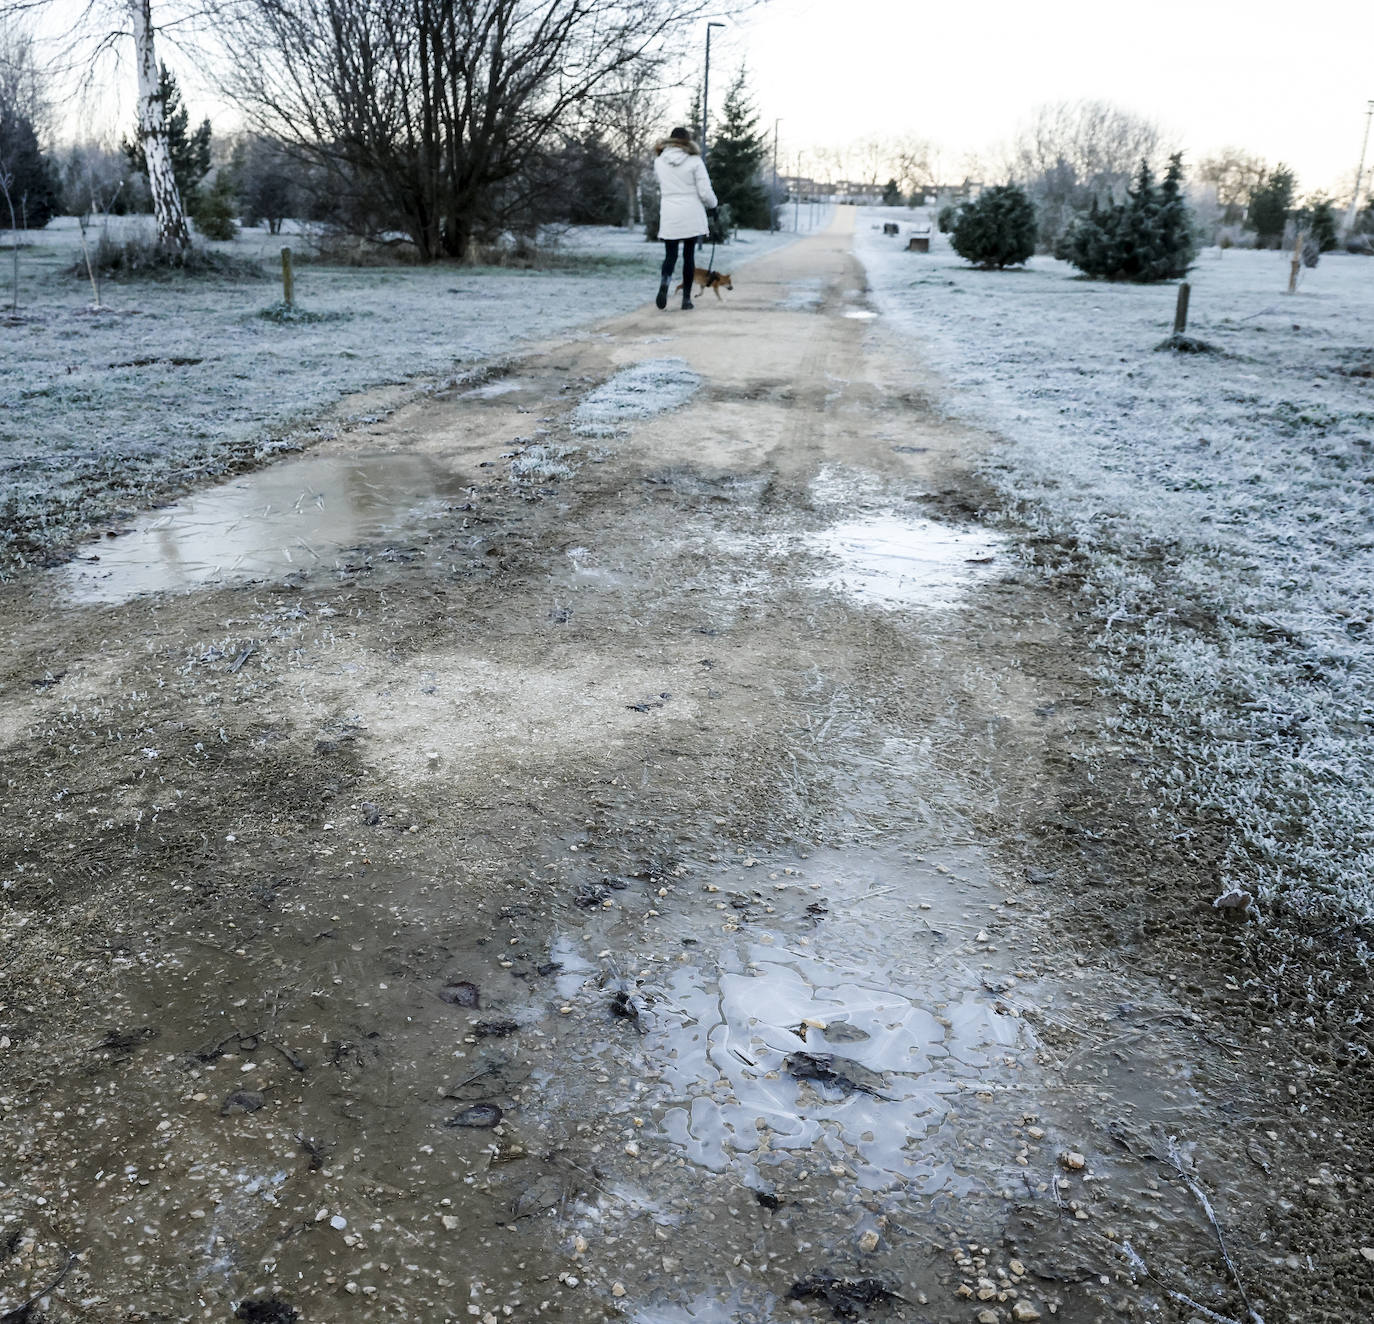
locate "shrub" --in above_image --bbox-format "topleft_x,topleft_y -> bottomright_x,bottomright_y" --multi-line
192,172 -> 240,241
1299,195 -> 1338,254
948,185 -> 1037,269
936,204 -> 957,234
73,231 -> 261,278
1061,154 -> 1196,282
707,201 -> 734,245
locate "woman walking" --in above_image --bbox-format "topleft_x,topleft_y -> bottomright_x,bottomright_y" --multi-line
653,127 -> 718,311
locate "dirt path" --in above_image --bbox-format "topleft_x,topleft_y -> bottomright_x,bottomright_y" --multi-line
0,213 -> 1347,1323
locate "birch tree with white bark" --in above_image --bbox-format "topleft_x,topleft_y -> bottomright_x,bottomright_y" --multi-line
127,0 -> 188,247
2,0 -> 191,248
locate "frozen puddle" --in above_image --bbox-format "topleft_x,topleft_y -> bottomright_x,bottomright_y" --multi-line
780,278 -> 823,311
461,377 -> 527,399
809,515 -> 1003,610
59,453 -> 459,604
546,848 -> 1035,1200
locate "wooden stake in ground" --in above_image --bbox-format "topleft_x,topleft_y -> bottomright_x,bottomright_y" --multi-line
77,215 -> 102,310
281,247 -> 294,307
1173,282 -> 1191,336
1288,229 -> 1304,295
0,170 -> 17,315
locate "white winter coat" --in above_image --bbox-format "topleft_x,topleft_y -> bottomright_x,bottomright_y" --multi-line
654,145 -> 718,241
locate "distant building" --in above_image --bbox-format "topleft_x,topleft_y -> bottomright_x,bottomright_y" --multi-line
913,180 -> 984,209
778,174 -> 835,201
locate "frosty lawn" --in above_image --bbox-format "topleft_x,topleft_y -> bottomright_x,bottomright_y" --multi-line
0,217 -> 788,568
860,210 -> 1374,969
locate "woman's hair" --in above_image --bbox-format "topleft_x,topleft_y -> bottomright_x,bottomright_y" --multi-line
655,135 -> 700,156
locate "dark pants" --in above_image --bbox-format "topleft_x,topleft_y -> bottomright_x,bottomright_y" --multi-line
660,238 -> 696,296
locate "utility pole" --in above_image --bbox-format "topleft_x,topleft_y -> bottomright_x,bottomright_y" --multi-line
794,152 -> 802,232
1342,100 -> 1374,236
771,118 -> 781,232
701,21 -> 726,159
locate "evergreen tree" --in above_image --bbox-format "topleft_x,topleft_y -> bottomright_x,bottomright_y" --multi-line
706,66 -> 771,231
1062,154 -> 1195,282
0,108 -> 59,229
123,66 -> 211,210
1300,195 -> 1338,253
1152,153 -> 1196,280
567,132 -> 627,226
949,184 -> 1037,269
1248,165 -> 1294,248
881,178 -> 902,206
685,83 -> 703,144
192,169 -> 239,239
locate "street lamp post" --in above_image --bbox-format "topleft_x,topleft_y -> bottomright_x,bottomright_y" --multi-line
1343,100 -> 1374,236
701,21 -> 726,159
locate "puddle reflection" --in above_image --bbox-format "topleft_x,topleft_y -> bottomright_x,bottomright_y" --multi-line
59,454 -> 459,605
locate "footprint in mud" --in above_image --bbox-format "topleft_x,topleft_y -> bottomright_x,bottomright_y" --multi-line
439,981 -> 480,1007
447,1103 -> 504,1129
235,1301 -> 299,1324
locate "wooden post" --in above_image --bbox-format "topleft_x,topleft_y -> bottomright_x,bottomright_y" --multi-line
281,246 -> 294,307
1287,230 -> 1303,295
1172,281 -> 1190,335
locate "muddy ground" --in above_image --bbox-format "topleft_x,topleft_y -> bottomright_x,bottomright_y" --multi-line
2,212 -> 1370,1324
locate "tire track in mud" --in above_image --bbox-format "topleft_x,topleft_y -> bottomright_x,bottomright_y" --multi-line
0,213 -> 1323,1323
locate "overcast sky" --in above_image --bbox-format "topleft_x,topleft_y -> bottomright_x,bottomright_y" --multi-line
27,0 -> 1374,197
715,0 -> 1374,195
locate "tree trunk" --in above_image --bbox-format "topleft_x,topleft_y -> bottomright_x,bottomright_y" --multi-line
129,0 -> 190,251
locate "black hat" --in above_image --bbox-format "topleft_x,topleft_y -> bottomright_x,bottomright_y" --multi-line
669,127 -> 690,142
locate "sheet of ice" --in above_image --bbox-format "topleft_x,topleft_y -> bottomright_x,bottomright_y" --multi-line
544,849 -> 1035,1200
808,515 -> 1003,610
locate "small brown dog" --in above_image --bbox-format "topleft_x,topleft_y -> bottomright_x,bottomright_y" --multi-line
676,269 -> 734,301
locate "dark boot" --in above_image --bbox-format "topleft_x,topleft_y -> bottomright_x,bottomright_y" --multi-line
681,297 -> 694,310
655,281 -> 669,310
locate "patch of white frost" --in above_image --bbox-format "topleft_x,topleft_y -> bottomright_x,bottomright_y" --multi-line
572,357 -> 701,437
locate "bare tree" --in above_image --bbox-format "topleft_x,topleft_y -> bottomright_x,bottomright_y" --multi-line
214,0 -> 727,260
1006,99 -> 1168,250
1195,148 -> 1266,224
0,15 -> 50,138
587,55 -> 669,228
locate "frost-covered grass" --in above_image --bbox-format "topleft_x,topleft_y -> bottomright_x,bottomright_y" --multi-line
572,357 -> 701,437
859,207 -> 1374,954
0,216 -> 790,567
